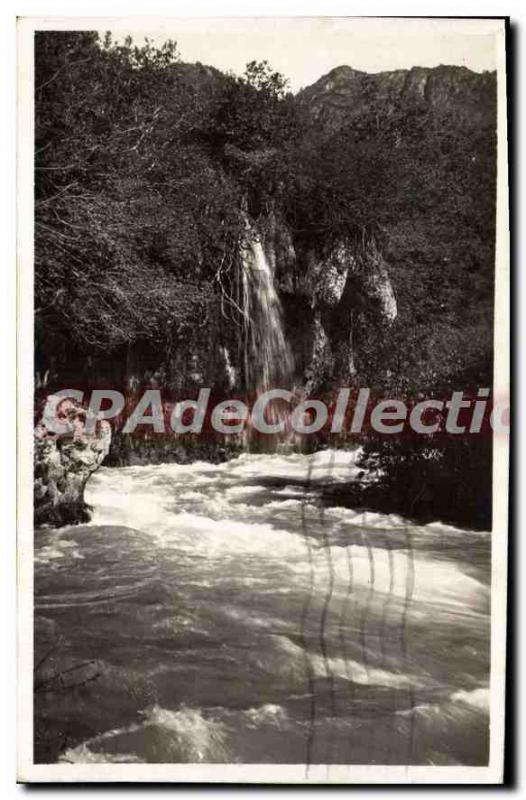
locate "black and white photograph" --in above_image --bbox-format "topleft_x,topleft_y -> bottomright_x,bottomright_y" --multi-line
16,14 -> 509,784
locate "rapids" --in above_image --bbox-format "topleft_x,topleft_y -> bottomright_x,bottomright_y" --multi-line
33,448 -> 491,766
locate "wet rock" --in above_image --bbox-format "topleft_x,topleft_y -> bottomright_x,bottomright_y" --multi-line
357,239 -> 397,323
303,310 -> 333,394
301,238 -> 397,390
298,64 -> 496,132
307,243 -> 352,308
34,399 -> 111,528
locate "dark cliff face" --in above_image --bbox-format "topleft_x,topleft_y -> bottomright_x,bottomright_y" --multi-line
291,62 -> 496,394
297,64 -> 497,130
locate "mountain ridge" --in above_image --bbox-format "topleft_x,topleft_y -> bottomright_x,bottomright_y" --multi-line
297,62 -> 497,130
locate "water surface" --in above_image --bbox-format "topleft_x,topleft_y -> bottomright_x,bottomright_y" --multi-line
34,449 -> 490,766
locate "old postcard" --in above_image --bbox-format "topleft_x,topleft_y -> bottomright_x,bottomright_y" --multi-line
17,16 -> 509,783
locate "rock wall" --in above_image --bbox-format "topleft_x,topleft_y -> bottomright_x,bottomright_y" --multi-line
34,399 -> 111,527
298,64 -> 497,132
292,236 -> 397,391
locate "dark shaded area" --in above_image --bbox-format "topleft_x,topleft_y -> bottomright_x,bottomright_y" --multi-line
34,32 -> 496,528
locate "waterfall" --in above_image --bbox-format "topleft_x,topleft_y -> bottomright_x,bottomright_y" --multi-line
240,229 -> 295,449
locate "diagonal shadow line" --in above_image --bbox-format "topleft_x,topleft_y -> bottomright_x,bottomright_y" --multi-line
358,528 -> 376,761
401,525 -> 416,763
299,458 -> 316,775
318,449 -> 337,770
380,542 -> 395,658
339,544 -> 355,687
339,532 -> 356,769
379,538 -> 396,764
340,446 -> 372,768
381,541 -> 398,764
337,446 -> 373,767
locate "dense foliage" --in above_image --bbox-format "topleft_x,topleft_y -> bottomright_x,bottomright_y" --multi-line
35,31 -> 495,388
34,32 -> 498,526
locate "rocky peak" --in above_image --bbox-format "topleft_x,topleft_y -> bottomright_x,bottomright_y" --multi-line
298,63 -> 497,131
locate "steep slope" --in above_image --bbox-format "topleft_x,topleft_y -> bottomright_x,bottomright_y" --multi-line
298,64 -> 497,130
293,63 -> 497,393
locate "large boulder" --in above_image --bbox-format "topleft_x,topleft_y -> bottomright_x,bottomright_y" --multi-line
34,399 -> 111,528
299,243 -> 352,309
300,238 -> 397,389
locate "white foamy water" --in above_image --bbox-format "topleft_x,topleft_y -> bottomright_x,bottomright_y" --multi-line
85,451 -> 489,611
35,450 -> 491,766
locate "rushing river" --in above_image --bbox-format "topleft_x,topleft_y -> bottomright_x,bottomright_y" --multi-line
34,449 -> 490,766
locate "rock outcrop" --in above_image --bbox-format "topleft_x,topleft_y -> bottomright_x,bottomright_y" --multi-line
243,211 -> 398,393
300,238 -> 397,391
298,64 -> 497,132
34,399 -> 111,527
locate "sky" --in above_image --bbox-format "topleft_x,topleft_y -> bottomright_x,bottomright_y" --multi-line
100,17 -> 498,92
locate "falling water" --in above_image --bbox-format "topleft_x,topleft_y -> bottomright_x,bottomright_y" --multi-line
241,229 -> 295,448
